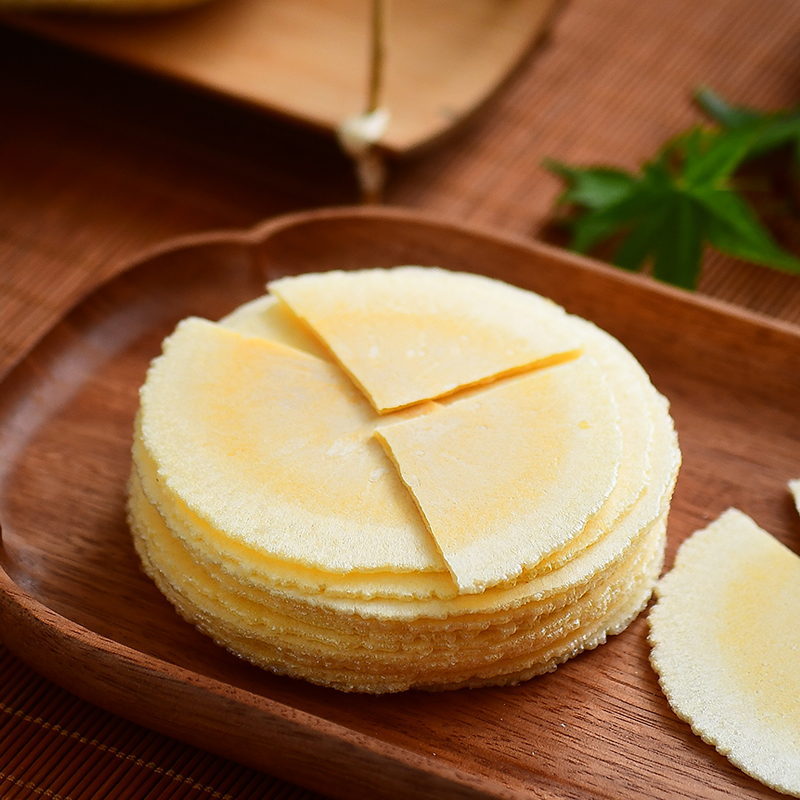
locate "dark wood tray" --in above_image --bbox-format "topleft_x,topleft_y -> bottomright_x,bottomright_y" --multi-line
1,207 -> 798,800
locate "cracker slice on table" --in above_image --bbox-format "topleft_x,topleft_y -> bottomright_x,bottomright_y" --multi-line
649,509 -> 800,797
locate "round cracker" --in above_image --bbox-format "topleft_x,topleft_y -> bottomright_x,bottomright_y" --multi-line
649,509 -> 800,797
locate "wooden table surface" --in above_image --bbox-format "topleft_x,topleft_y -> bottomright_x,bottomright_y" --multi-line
1,1 -> 798,798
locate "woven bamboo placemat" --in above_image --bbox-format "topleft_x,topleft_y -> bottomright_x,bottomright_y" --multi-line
1,0 -> 799,798
0,646 -> 327,800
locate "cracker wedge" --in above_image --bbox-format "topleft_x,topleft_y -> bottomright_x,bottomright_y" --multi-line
138,317 -> 446,574
649,509 -> 800,797
269,267 -> 581,412
219,294 -> 331,361
374,356 -> 623,592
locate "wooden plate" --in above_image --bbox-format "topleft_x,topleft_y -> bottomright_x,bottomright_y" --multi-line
0,0 -> 557,154
1,207 -> 798,800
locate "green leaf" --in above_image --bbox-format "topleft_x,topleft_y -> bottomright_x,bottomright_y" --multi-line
568,180 -> 664,253
747,113 -> 800,157
641,152 -> 677,190
695,86 -> 761,128
680,125 -> 759,187
569,205 -> 629,253
613,200 -> 673,272
543,159 -> 636,209
651,194 -> 708,289
544,92 -> 800,290
693,186 -> 800,274
695,86 -> 800,158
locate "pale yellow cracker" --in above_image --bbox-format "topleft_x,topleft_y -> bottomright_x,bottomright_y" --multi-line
374,355 -> 623,592
131,466 -> 667,693
269,267 -> 581,412
219,288 -> 659,583
139,317 -> 446,574
132,430 -> 460,601
649,509 -> 800,797
129,265 -> 682,693
219,294 -> 331,361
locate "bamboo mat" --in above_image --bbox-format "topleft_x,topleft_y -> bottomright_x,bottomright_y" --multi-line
1,0 -> 799,798
0,647 -> 326,800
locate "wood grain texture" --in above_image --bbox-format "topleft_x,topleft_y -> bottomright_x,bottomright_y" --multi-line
1,0 -> 558,153
1,207 -> 798,800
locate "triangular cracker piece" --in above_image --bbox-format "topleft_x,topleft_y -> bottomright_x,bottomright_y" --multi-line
269,267 -> 581,412
139,317 -> 447,574
374,356 -> 623,592
649,509 -> 800,797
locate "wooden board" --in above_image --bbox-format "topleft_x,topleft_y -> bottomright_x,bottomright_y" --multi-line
0,0 -> 557,154
0,206 -> 798,800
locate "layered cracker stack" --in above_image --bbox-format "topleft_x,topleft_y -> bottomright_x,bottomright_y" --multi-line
128,266 -> 681,693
